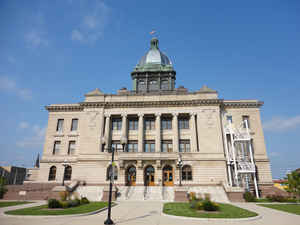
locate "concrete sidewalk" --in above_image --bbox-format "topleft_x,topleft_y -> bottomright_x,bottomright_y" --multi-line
0,201 -> 299,225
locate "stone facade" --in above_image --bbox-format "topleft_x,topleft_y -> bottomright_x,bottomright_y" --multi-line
32,38 -> 273,199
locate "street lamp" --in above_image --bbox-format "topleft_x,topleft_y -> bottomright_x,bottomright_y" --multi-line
62,159 -> 68,186
104,147 -> 115,225
177,153 -> 183,186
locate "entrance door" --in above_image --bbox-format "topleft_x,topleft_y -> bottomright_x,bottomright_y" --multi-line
163,165 -> 174,186
144,166 -> 155,186
126,166 -> 136,186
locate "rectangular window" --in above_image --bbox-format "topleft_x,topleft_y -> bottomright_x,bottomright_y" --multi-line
68,141 -> 76,155
226,115 -> 233,123
161,118 -> 172,130
145,118 -> 155,130
71,119 -> 78,131
179,118 -> 189,129
112,118 -> 122,130
53,141 -> 61,155
128,119 -> 138,130
162,140 -> 173,152
179,140 -> 190,152
127,141 -> 138,152
242,115 -> 250,128
144,141 -> 155,152
56,119 -> 64,132
111,141 -> 123,151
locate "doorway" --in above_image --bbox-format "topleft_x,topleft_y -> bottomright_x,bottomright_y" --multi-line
126,166 -> 136,186
163,165 -> 174,186
144,165 -> 155,186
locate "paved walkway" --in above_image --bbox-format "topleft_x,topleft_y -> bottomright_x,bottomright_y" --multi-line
0,201 -> 299,225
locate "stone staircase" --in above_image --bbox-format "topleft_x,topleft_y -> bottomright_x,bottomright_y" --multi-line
188,186 -> 230,203
117,186 -> 175,201
162,187 -> 174,201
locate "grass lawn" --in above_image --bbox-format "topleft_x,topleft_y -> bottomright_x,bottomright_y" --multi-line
259,204 -> 300,215
0,201 -> 32,208
5,202 -> 108,216
163,202 -> 258,219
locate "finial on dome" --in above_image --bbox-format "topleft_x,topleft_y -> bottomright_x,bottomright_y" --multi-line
150,37 -> 159,49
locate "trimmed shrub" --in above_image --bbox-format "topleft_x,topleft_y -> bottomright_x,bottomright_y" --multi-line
266,195 -> 289,202
60,201 -> 69,209
67,199 -> 80,208
48,199 -> 61,208
195,201 -> 204,210
80,197 -> 89,205
202,200 -> 219,211
243,191 -> 256,202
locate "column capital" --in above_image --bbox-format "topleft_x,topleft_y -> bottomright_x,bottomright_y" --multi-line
138,113 -> 144,117
121,113 -> 127,117
104,113 -> 111,117
155,112 -> 161,117
190,112 -> 196,116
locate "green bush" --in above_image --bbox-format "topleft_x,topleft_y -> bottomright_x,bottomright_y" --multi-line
243,191 -> 256,202
202,200 -> 219,211
80,197 -> 89,205
195,201 -> 204,210
60,201 -> 69,208
266,195 -> 290,202
48,199 -> 61,208
67,199 -> 80,208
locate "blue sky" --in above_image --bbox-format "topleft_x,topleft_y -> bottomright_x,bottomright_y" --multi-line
0,0 -> 299,179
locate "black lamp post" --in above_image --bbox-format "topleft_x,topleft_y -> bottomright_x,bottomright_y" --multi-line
104,147 -> 115,225
177,154 -> 183,186
62,159 -> 68,186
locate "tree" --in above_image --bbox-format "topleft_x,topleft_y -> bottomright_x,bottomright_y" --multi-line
0,177 -> 8,199
285,170 -> 300,199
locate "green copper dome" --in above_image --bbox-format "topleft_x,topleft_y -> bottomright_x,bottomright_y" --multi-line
134,37 -> 174,72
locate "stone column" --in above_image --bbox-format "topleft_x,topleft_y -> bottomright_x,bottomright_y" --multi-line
190,113 -> 198,152
121,113 -> 127,146
172,113 -> 179,152
155,113 -> 161,152
138,113 -> 144,152
99,112 -> 105,152
196,112 -> 201,152
104,114 -> 111,151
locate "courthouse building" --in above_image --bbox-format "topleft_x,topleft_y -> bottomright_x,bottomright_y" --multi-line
34,38 -> 273,200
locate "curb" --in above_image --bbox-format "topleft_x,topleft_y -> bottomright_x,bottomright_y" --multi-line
2,203 -> 116,218
162,212 -> 262,221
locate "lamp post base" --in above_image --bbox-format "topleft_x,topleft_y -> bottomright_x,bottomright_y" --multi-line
104,218 -> 114,225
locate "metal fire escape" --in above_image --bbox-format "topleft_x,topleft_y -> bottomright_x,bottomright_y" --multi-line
223,118 -> 260,198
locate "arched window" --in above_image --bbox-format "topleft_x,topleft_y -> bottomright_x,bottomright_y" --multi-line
182,165 -> 192,181
48,166 -> 56,181
106,165 -> 118,181
64,166 -> 72,181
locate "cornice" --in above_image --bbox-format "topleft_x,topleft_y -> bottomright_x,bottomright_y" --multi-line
222,101 -> 264,108
80,99 -> 223,109
45,105 -> 84,112
45,99 -> 263,112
